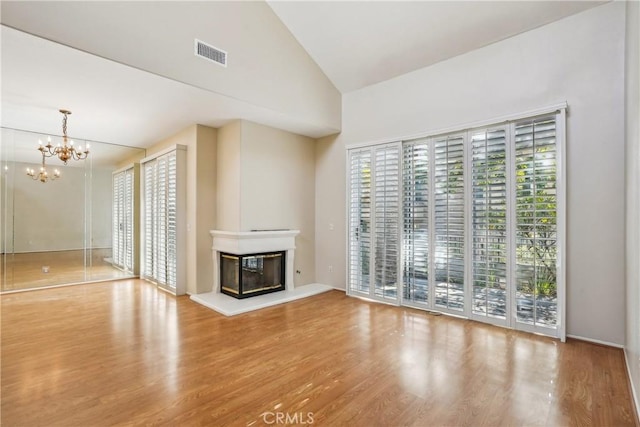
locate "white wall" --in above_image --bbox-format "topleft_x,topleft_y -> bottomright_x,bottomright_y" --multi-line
625,0 -> 640,414
316,2 -> 626,344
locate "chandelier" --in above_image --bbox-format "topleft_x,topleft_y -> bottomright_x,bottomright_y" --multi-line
26,152 -> 60,183
38,109 -> 89,164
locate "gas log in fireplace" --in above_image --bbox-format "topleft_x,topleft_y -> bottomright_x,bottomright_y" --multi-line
220,251 -> 286,299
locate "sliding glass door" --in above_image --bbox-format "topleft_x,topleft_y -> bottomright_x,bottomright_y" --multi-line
402,141 -> 430,307
348,143 -> 400,304
470,128 -> 509,326
347,112 -> 564,339
348,149 -> 372,295
433,135 -> 466,314
513,118 -> 559,333
140,145 -> 186,295
112,165 -> 138,275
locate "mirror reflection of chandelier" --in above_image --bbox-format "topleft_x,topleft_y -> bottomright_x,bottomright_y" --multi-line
38,109 -> 90,164
26,152 -> 60,183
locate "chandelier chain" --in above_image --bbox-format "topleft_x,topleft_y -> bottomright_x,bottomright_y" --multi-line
62,112 -> 68,138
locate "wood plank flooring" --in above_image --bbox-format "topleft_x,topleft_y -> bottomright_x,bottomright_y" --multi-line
1,279 -> 637,426
1,249 -> 133,291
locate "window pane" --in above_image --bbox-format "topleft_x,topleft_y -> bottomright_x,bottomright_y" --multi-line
374,146 -> 400,300
471,129 -> 507,320
434,135 -> 465,311
515,118 -> 558,328
403,141 -> 429,305
348,151 -> 372,294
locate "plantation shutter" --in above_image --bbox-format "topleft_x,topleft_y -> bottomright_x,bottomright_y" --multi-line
166,151 -> 178,289
141,146 -> 186,294
124,168 -> 134,271
143,160 -> 156,281
348,150 -> 372,294
346,108 -> 563,340
112,172 -> 122,268
156,155 -> 168,286
471,128 -> 508,320
433,135 -> 465,311
112,166 -> 137,274
373,145 -> 400,300
402,141 -> 430,305
514,118 -> 558,328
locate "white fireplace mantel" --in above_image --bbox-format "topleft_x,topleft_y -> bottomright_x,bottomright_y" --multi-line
210,229 -> 300,293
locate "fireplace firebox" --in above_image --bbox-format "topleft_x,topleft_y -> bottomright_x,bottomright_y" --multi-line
220,251 -> 286,299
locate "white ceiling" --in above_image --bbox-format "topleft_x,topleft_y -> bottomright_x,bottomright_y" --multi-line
268,1 -> 606,93
1,1 -> 606,153
1,25 -> 334,151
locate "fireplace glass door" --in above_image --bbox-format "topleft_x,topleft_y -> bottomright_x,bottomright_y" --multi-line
220,251 -> 285,299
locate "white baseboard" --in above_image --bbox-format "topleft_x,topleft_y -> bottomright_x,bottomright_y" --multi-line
331,286 -> 346,292
625,348 -> 640,422
566,334 -> 624,348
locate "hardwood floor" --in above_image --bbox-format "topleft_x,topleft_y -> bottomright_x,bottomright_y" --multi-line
1,279 -> 637,426
1,249 -> 133,292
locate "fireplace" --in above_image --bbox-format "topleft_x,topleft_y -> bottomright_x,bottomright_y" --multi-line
210,229 -> 300,299
220,251 -> 286,299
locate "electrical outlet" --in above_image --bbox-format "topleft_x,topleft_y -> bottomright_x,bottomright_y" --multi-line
329,223 -> 334,230
328,265 -> 333,273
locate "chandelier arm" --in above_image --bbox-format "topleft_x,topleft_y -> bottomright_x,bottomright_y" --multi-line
30,110 -> 87,178
42,147 -> 56,158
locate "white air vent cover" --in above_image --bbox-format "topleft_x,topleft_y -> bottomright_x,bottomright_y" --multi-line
195,39 -> 227,67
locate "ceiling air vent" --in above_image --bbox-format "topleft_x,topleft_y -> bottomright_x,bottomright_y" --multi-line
194,39 -> 227,67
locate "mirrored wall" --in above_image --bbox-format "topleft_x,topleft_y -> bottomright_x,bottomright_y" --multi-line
1,127 -> 145,292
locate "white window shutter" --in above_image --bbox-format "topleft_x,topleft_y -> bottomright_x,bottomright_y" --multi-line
433,135 -> 465,312
140,146 -> 186,295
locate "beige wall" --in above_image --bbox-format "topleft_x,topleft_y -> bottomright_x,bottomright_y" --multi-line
216,121 -> 242,232
240,121 -> 316,286
195,125 -> 217,295
146,124 -> 217,294
315,3 -> 627,344
215,120 -> 316,286
625,0 -> 640,414
115,150 -> 146,170
146,119 -> 315,292
315,134 -> 344,288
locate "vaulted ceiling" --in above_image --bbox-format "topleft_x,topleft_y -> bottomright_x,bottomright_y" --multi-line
267,1 -> 606,93
1,1 -> 605,150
